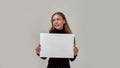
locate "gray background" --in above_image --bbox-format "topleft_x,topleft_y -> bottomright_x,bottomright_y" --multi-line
0,0 -> 120,68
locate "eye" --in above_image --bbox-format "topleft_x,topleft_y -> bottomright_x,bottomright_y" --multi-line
52,19 -> 55,22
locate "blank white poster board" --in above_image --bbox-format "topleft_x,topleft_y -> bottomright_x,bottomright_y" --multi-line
40,33 -> 74,58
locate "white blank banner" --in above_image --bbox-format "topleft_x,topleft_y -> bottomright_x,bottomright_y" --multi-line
40,33 -> 74,58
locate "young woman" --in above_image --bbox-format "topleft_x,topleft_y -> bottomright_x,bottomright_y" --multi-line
35,12 -> 79,68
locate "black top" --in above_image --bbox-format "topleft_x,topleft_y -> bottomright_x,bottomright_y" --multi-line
42,28 -> 77,68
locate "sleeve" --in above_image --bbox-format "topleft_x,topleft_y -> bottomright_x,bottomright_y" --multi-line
37,54 -> 47,60
69,55 -> 77,61
41,57 -> 47,60
69,37 -> 77,61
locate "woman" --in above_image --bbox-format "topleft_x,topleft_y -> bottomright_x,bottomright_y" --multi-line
35,12 -> 79,68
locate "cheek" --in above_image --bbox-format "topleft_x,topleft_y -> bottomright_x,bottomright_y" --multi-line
59,21 -> 64,26
52,21 -> 56,25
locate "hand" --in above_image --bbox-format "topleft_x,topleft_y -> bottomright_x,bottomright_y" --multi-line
74,45 -> 79,56
35,43 -> 41,56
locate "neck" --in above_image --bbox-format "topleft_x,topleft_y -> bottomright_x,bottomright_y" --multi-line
51,28 -> 66,33
55,28 -> 64,31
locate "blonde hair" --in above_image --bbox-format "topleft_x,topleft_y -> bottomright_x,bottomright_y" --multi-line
49,12 -> 72,34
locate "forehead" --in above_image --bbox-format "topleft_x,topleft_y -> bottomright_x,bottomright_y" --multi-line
52,14 -> 63,19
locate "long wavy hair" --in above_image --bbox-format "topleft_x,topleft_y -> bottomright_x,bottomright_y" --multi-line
49,12 -> 72,34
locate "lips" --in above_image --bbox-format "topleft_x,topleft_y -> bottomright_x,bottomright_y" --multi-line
54,24 -> 59,27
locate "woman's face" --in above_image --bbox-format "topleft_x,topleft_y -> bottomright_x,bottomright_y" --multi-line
52,14 -> 65,30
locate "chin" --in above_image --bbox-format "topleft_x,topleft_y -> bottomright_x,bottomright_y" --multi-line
55,27 -> 61,30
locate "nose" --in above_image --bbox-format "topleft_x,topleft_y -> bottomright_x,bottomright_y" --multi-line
53,20 -> 58,24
